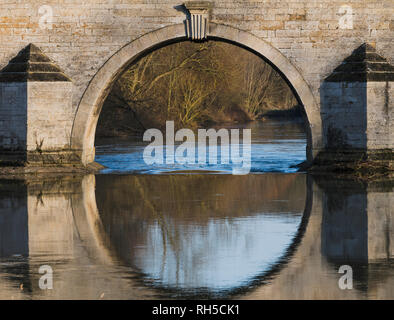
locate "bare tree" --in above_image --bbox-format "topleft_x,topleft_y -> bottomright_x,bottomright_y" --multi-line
97,41 -> 299,137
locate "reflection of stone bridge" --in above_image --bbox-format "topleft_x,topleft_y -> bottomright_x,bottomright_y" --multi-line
0,1 -> 393,167
0,174 -> 392,299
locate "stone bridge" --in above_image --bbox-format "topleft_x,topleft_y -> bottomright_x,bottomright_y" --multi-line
0,0 -> 393,168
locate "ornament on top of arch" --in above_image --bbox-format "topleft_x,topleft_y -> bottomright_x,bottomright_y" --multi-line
183,1 -> 213,41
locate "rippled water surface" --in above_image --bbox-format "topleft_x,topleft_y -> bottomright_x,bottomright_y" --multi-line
95,119 -> 307,174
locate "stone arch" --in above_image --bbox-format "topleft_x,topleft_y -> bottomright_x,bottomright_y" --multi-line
71,23 -> 323,164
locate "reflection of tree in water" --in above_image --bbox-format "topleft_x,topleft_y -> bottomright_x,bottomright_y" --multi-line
95,173 -> 307,286
133,176 -> 176,281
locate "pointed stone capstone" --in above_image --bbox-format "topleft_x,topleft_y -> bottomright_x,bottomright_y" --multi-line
326,43 -> 394,82
0,43 -> 71,82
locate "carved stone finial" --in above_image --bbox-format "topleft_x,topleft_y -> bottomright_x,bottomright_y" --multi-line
183,1 -> 212,40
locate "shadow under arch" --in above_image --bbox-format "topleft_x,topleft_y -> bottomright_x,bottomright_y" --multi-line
70,173 -> 314,299
71,23 -> 323,165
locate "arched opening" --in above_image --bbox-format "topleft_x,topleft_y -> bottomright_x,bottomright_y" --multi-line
71,23 -> 322,165
69,24 -> 320,297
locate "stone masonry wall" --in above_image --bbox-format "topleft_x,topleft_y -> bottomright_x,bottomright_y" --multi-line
320,81 -> 393,151
321,82 -> 367,149
27,81 -> 73,151
0,0 -> 393,112
367,81 -> 393,150
0,82 -> 27,151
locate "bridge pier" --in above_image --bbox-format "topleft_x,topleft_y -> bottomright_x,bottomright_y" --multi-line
0,40 -> 392,172
0,44 -> 81,167
315,43 -> 394,172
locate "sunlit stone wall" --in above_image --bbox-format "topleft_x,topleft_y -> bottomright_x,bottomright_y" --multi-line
0,1 -> 392,164
0,0 -> 392,109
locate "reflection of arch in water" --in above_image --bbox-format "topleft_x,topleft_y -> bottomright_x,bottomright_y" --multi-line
1,174 -> 390,299
0,176 -> 121,299
55,173 -> 394,299
223,175 -> 314,299
70,175 -> 116,266
149,176 -> 314,299
84,174 -> 313,299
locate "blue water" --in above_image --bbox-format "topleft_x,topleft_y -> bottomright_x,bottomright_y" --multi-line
95,119 -> 307,174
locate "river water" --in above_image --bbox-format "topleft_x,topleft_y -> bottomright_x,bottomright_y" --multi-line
0,119 -> 392,299
95,120 -> 306,174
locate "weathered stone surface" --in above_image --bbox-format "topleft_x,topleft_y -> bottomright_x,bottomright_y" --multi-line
326,44 -> 394,82
0,45 -> 74,165
319,41 -> 393,171
0,1 -> 392,170
0,44 -> 71,82
0,82 -> 27,152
